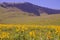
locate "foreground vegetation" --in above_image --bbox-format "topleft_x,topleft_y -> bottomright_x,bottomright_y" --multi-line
0,24 -> 60,40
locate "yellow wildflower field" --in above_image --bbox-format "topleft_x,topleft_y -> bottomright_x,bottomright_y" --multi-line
0,24 -> 60,40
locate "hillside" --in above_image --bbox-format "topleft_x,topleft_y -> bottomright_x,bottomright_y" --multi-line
0,2 -> 60,25
0,2 -> 60,16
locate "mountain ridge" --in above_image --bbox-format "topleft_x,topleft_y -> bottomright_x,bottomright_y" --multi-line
0,2 -> 60,16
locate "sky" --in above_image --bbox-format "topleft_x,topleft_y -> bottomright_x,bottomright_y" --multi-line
0,0 -> 60,9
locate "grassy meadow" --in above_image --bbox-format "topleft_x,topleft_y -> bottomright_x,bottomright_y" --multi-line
0,7 -> 60,40
0,14 -> 60,25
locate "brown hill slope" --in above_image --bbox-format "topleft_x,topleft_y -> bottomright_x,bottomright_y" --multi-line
0,2 -> 60,25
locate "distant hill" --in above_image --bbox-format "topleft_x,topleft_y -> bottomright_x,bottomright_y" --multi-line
0,2 -> 60,16
0,2 -> 60,24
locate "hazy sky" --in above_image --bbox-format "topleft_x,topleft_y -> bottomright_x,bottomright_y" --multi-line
0,0 -> 60,9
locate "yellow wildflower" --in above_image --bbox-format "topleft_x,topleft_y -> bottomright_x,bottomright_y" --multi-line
29,31 -> 36,38
0,32 -> 10,38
